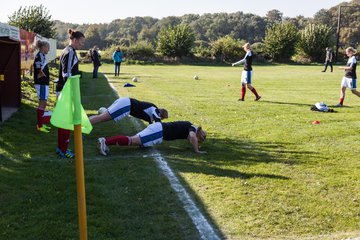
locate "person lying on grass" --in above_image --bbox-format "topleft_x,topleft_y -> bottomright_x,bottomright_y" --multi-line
89,97 -> 168,125
97,121 -> 207,155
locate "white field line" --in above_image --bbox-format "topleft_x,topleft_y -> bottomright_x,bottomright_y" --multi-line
105,75 -> 221,240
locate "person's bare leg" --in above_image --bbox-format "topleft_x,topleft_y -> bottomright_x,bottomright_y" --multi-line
351,89 -> 360,98
89,111 -> 112,125
129,135 -> 142,146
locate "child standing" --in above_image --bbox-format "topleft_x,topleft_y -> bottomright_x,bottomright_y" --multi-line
335,47 -> 358,107
232,43 -> 261,101
34,40 -> 51,132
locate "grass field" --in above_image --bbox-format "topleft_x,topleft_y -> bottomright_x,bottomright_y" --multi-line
1,62 -> 360,239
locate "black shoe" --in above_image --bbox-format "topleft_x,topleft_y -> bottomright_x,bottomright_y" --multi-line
321,70 -> 326,72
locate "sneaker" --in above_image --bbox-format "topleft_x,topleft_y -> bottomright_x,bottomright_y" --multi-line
254,96 -> 261,101
56,148 -> 75,159
98,107 -> 107,114
334,103 -> 343,107
37,125 -> 50,133
97,138 -> 109,156
238,98 -> 244,101
43,124 -> 51,130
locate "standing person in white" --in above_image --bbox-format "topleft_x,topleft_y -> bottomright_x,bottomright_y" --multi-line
232,43 -> 261,101
335,47 -> 358,107
34,40 -> 51,133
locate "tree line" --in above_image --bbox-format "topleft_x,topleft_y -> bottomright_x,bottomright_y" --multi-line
7,0 -> 360,63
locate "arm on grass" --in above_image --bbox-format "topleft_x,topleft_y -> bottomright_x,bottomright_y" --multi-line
188,131 -> 206,154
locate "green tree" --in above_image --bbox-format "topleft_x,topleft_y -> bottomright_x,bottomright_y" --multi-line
297,24 -> 334,62
313,9 -> 333,26
126,41 -> 155,60
156,24 -> 195,58
211,36 -> 244,62
283,15 -> 310,30
85,26 -> 102,49
264,22 -> 299,61
8,4 -> 57,38
266,9 -> 283,28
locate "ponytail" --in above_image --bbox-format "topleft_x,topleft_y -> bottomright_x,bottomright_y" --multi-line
68,28 -> 85,40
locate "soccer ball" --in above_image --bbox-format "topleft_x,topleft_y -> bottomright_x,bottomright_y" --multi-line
193,75 -> 199,80
132,77 -> 138,82
98,107 -> 107,114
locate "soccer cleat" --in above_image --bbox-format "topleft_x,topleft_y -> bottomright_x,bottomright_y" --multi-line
254,96 -> 261,101
43,124 -> 51,130
56,148 -> 75,159
238,98 -> 244,101
37,125 -> 50,133
334,103 -> 343,107
98,107 -> 107,114
97,137 -> 109,156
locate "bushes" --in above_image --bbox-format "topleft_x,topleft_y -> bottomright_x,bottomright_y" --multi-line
156,24 -> 195,58
126,41 -> 155,60
98,23 -> 337,64
211,36 -> 245,62
297,24 -> 334,62
263,22 -> 299,62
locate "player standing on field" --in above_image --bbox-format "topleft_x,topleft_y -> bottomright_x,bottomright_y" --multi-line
34,40 -> 51,133
335,47 -> 359,107
232,42 -> 261,102
55,29 -> 85,159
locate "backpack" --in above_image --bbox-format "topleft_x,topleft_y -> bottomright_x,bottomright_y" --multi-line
310,102 -> 334,112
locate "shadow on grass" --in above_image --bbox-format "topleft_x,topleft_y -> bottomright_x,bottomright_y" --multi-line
0,72 -> 207,239
156,137 -> 319,181
261,100 -> 353,109
0,70 -> 322,239
260,100 -> 313,107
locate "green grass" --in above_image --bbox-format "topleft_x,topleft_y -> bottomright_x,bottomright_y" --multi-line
1,62 -> 360,239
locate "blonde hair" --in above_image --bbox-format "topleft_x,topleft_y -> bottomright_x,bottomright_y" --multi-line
346,47 -> 357,54
243,42 -> 251,50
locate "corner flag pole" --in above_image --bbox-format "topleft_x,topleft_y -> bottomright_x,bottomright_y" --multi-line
72,77 -> 88,240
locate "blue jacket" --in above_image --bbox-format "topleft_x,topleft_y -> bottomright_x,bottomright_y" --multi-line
112,50 -> 123,63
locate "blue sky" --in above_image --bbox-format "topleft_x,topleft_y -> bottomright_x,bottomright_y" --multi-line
0,0 -> 347,24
